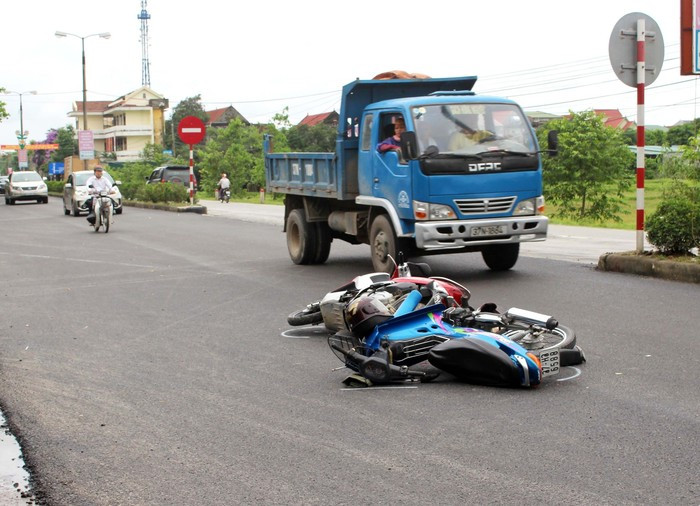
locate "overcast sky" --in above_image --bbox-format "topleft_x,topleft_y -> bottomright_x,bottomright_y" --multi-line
0,0 -> 696,146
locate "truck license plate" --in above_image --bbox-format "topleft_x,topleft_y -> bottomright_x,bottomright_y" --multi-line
539,350 -> 560,377
470,225 -> 507,237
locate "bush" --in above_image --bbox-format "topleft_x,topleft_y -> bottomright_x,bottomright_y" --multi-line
118,181 -> 142,201
646,198 -> 700,254
134,182 -> 191,204
46,180 -> 64,193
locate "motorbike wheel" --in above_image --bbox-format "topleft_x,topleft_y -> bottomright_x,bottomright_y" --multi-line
103,208 -> 110,233
502,323 -> 576,353
93,210 -> 101,232
287,301 -> 323,326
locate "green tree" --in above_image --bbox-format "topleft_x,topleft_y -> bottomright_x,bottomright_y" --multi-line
51,125 -> 77,162
271,107 -> 291,130
286,123 -> 336,152
141,143 -> 167,165
164,95 -> 209,159
199,119 -> 289,195
538,110 -> 634,222
0,87 -> 9,123
667,119 -> 700,146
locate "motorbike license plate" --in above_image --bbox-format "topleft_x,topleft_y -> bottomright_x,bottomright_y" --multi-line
539,350 -> 560,377
470,225 -> 507,237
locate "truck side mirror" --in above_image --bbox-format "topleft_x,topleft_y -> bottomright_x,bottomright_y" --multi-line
547,130 -> 559,156
400,131 -> 418,160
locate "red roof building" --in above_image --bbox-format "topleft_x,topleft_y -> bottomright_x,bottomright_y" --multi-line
593,109 -> 635,130
297,111 -> 339,127
205,106 -> 249,127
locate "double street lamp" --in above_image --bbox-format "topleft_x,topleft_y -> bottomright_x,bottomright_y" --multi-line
3,90 -> 37,147
2,90 -> 37,169
55,31 -> 110,169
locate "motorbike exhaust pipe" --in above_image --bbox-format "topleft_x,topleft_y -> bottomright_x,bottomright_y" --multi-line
505,308 -> 558,330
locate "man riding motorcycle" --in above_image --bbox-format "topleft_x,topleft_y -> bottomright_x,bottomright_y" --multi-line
83,166 -> 113,225
217,172 -> 231,202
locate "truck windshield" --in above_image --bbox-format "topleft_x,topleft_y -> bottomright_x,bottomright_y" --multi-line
411,103 -> 536,156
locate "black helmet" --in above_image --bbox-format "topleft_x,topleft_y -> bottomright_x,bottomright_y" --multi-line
344,296 -> 393,336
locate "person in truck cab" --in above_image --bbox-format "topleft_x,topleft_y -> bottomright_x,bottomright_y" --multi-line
376,117 -> 406,153
447,114 -> 495,151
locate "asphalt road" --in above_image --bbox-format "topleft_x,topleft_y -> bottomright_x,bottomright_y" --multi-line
0,198 -> 698,505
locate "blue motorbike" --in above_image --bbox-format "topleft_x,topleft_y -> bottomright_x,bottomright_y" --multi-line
329,287 -> 584,388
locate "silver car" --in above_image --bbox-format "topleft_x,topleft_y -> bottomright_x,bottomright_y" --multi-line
4,171 -> 49,204
0,175 -> 9,194
63,170 -> 123,216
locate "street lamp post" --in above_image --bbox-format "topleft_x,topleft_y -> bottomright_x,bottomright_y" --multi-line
55,30 -> 110,170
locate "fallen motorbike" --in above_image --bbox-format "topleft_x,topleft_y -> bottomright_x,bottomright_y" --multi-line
288,255 -> 584,387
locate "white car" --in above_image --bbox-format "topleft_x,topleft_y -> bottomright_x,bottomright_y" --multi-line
63,170 -> 123,216
4,171 -> 48,204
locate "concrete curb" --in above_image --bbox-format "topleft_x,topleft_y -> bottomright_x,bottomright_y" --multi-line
123,201 -> 207,214
48,194 -> 207,214
597,252 -> 700,284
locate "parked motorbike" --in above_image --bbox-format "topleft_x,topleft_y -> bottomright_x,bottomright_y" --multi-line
219,186 -> 230,203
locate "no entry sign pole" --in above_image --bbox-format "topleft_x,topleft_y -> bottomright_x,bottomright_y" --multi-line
177,116 -> 206,206
636,18 -> 646,253
188,144 -> 195,205
609,12 -> 663,254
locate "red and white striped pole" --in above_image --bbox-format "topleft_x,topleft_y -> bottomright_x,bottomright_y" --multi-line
635,18 -> 646,253
188,144 -> 195,205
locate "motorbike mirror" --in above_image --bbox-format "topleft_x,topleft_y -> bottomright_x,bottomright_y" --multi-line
88,185 -> 94,188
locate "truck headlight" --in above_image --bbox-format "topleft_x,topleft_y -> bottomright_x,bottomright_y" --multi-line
514,196 -> 545,216
413,200 -> 456,221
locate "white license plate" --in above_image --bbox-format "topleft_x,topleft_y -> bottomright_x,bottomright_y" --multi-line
470,225 -> 507,237
539,350 -> 560,377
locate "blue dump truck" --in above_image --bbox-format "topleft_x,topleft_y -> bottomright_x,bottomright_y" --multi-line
264,76 -> 554,272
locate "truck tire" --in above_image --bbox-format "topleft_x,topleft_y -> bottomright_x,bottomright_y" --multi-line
481,243 -> 520,271
286,209 -> 317,265
370,214 -> 397,273
312,222 -> 332,264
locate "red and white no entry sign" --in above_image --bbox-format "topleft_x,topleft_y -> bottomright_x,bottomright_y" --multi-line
177,116 -> 206,145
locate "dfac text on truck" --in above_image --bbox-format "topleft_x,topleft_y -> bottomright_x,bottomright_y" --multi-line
264,75 -> 556,272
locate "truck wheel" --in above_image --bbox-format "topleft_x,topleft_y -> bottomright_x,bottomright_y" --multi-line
312,222 -> 332,264
286,209 -> 317,265
370,214 -> 397,273
481,243 -> 520,271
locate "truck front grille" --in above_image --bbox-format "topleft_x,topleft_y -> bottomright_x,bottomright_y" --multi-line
454,196 -> 516,215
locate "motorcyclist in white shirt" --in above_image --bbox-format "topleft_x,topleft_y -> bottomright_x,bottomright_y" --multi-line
84,166 -> 113,224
